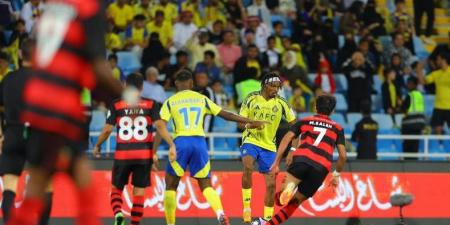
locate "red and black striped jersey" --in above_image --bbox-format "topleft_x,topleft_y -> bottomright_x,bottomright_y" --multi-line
291,114 -> 345,171
106,98 -> 160,164
21,0 -> 106,141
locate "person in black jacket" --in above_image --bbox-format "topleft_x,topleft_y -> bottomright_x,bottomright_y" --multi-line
261,36 -> 282,71
233,44 -> 263,85
381,68 -> 402,114
351,100 -> 379,159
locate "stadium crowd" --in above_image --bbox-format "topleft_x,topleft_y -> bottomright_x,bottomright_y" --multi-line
0,0 -> 450,158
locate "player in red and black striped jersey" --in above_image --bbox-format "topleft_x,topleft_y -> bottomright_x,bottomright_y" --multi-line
93,74 -> 175,225
253,95 -> 347,225
8,1 -> 126,225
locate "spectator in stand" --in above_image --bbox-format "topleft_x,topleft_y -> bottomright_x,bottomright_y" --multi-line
217,30 -> 242,75
272,21 -> 285,53
289,43 -> 308,71
235,67 -> 261,105
401,76 -> 426,160
262,36 -> 282,71
173,11 -> 198,51
3,19 -> 28,69
278,0 -> 297,17
194,71 -> 216,132
289,87 -> 306,113
339,1 -> 363,35
241,16 -> 270,52
361,0 -> 386,38
209,20 -> 224,45
233,44 -> 262,84
155,52 -> 171,86
391,0 -> 414,33
342,51 -> 374,112
241,29 -> 256,54
107,0 -> 134,32
309,0 -> 334,33
141,32 -> 166,71
166,50 -> 191,89
417,52 -> 450,135
382,68 -> 402,115
308,34 -> 330,72
413,0 -> 434,37
389,53 -> 408,94
247,0 -> 272,31
151,0 -> 178,24
195,50 -> 222,83
181,0 -> 203,27
395,18 -> 415,54
142,67 -> 167,104
108,54 -> 124,82
280,50 -> 314,94
314,57 -> 336,94
224,0 -> 247,28
124,14 -> 149,58
428,31 -> 450,71
146,10 -> 173,48
358,38 -> 378,70
186,29 -> 220,68
0,51 -> 10,82
384,32 -> 413,68
105,19 -> 123,52
351,100 -> 378,160
204,0 -> 226,26
0,0 -> 14,28
337,33 -> 358,71
212,80 -> 230,109
20,0 -> 44,33
133,0 -> 153,21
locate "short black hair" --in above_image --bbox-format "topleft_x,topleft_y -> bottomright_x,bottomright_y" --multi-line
383,68 -> 394,78
316,95 -> 336,116
222,29 -> 233,36
134,14 -> 146,21
204,50 -> 215,58
247,44 -> 258,50
267,35 -> 276,43
20,38 -> 34,61
126,73 -> 144,89
155,10 -> 164,17
395,0 -> 405,4
175,69 -> 193,81
108,53 -> 118,61
213,20 -> 223,25
407,76 -> 418,86
176,50 -> 188,58
273,21 -> 283,27
360,99 -> 372,115
437,51 -> 450,64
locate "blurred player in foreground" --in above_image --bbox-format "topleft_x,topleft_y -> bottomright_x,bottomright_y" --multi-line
160,70 -> 266,225
239,72 -> 296,223
7,1 -> 125,225
252,95 -> 347,225
0,39 -> 52,225
93,73 -> 176,225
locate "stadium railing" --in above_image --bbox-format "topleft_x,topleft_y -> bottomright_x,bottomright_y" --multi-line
89,132 -> 450,160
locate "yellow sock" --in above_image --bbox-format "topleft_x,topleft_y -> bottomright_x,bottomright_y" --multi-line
164,190 -> 176,225
264,206 -> 274,220
203,187 -> 224,216
242,188 -> 252,209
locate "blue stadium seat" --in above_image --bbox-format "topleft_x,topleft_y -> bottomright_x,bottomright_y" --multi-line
334,74 -> 347,93
378,36 -> 392,50
298,112 -> 314,119
89,110 -> 106,131
394,114 -> 404,127
413,36 -> 430,60
428,140 -> 446,161
212,117 -> 238,159
116,51 -> 141,75
372,113 -> 394,130
347,113 -> 362,130
424,95 -> 435,117
371,94 -> 383,113
333,15 -> 341,33
307,73 -> 316,82
373,75 -> 383,94
334,93 -> 348,112
330,113 -> 348,130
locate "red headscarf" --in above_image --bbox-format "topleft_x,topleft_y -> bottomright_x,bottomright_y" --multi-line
314,58 -> 336,93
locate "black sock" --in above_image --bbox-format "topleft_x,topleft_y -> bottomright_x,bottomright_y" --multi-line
38,192 -> 53,225
1,190 -> 16,223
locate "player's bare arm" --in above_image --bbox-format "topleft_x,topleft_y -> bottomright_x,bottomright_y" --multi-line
93,124 -> 114,158
154,120 -> 176,162
270,131 -> 297,174
218,109 -> 267,129
286,120 -> 299,166
152,133 -> 162,170
330,144 -> 347,188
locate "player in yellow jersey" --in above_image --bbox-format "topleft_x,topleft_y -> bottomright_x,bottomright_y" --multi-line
239,72 -> 297,223
160,70 -> 265,225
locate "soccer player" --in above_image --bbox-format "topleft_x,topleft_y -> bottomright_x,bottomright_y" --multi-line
7,1 -> 125,225
93,73 -> 175,225
0,39 -> 52,225
253,95 -> 347,225
239,72 -> 296,223
161,70 -> 265,225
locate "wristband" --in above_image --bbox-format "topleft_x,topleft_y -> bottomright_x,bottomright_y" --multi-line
332,170 -> 340,177
290,147 -> 296,152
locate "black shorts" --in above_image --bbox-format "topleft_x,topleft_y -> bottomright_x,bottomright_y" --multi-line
287,161 -> 329,198
0,126 -> 28,176
112,162 -> 153,189
26,129 -> 86,173
431,109 -> 450,128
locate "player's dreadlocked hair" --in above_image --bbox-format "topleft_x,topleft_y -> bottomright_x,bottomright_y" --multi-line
260,71 -> 281,86
316,94 -> 336,116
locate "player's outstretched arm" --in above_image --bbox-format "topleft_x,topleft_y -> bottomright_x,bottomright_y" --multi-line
217,110 -> 266,129
93,124 -> 114,158
271,131 -> 296,174
335,144 -> 347,173
154,120 -> 177,162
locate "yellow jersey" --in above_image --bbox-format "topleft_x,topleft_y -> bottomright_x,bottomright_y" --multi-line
107,3 -> 134,29
105,32 -> 122,51
425,67 -> 450,110
239,92 -> 296,151
151,3 -> 178,23
146,21 -> 173,47
160,90 -> 222,137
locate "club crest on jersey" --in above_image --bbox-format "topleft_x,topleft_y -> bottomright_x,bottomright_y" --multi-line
254,105 -> 260,110
272,106 -> 279,113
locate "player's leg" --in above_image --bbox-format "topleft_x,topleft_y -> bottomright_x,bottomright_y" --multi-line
38,183 -> 54,225
1,174 -> 19,223
258,149 -> 277,220
278,173 -> 301,206
129,163 -> 152,225
240,144 -> 257,222
110,163 -> 131,225
164,173 -> 181,225
197,178 -> 229,225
